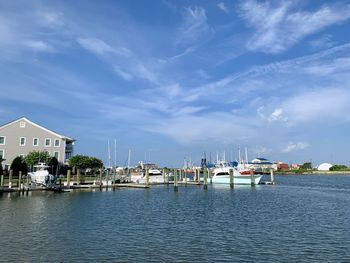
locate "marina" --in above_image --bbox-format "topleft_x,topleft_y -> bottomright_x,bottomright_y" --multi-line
0,175 -> 349,262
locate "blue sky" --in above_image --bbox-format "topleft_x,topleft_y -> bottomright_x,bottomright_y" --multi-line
1,0 -> 350,167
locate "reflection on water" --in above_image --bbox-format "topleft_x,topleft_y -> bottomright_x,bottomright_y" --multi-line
1,175 -> 350,262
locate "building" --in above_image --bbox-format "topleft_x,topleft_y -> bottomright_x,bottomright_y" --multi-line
277,162 -> 289,171
0,117 -> 75,168
317,163 -> 333,171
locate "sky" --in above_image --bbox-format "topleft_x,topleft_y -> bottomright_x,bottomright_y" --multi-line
1,0 -> 350,167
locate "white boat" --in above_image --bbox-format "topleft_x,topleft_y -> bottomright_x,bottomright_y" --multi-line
28,163 -> 56,188
131,162 -> 165,184
210,162 -> 262,185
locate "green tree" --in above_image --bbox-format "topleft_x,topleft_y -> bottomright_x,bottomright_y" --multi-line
68,155 -> 103,173
330,164 -> 348,171
300,162 -> 312,170
10,156 -> 28,176
24,150 -> 50,166
48,157 -> 59,175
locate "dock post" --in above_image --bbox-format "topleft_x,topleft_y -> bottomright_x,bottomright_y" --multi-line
208,168 -> 212,184
163,169 -> 166,183
9,170 -> 13,189
106,170 -> 109,190
146,168 -> 149,186
167,170 -> 169,186
18,171 -> 22,192
77,169 -> 80,186
99,169 -> 103,190
67,170 -> 71,189
203,167 -> 208,190
197,168 -> 201,184
184,169 -> 187,186
0,174 -> 4,188
229,168 -> 234,189
250,170 -> 255,186
174,169 -> 178,192
113,170 -> 116,190
270,168 -> 275,184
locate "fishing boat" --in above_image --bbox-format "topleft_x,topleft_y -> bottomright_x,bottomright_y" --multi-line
131,162 -> 165,184
28,163 -> 56,188
210,162 -> 263,185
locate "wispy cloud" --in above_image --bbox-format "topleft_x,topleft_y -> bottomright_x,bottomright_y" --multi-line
217,2 -> 229,13
77,37 -> 116,55
25,40 -> 55,52
282,142 -> 309,153
238,1 -> 350,53
177,6 -> 212,45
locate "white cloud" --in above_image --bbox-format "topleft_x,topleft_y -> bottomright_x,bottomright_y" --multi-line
282,142 -> 309,153
281,88 -> 350,126
113,66 -> 134,81
239,1 -> 350,53
178,6 -> 211,44
77,37 -> 115,55
25,40 -> 55,52
217,2 -> 229,13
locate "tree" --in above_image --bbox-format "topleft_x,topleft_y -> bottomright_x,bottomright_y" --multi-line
24,150 -> 50,167
300,162 -> 312,170
48,157 -> 59,175
330,164 -> 348,171
68,155 -> 103,173
10,156 -> 28,176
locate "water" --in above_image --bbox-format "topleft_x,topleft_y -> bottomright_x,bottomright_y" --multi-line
0,175 -> 350,262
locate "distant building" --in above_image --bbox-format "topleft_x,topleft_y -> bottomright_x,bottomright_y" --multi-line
0,117 -> 75,168
249,157 -> 276,171
317,163 -> 333,171
291,164 -> 300,169
277,162 -> 289,171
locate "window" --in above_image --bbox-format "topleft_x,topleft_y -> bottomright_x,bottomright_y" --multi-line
0,136 -> 5,145
45,138 -> 51,147
54,151 -> 59,160
54,139 -> 60,147
0,149 -> 4,159
20,137 -> 26,146
20,121 -> 26,128
33,138 -> 39,146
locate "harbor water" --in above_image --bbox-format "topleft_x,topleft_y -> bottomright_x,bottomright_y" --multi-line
0,175 -> 349,262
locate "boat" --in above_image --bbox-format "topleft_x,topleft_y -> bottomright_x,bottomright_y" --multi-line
210,161 -> 262,185
28,163 -> 56,188
131,162 -> 165,184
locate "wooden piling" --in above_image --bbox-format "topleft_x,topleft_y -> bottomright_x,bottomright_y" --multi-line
270,168 -> 275,184
0,174 -> 4,188
203,167 -> 208,190
208,168 -> 212,184
106,170 -> 109,190
174,169 -> 178,192
229,168 -> 234,189
197,168 -> 201,184
184,169 -> 187,186
163,169 -> 166,183
77,169 -> 80,186
146,168 -> 150,186
99,169 -> 103,190
9,170 -> 13,188
67,170 -> 71,189
18,171 -> 22,191
250,170 -> 255,186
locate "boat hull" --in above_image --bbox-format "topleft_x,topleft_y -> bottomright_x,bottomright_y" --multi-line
210,175 -> 263,185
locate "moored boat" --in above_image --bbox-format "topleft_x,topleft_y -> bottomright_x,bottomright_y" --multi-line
210,162 -> 262,185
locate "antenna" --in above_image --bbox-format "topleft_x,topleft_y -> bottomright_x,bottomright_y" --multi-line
108,140 -> 111,168
114,139 -> 117,168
